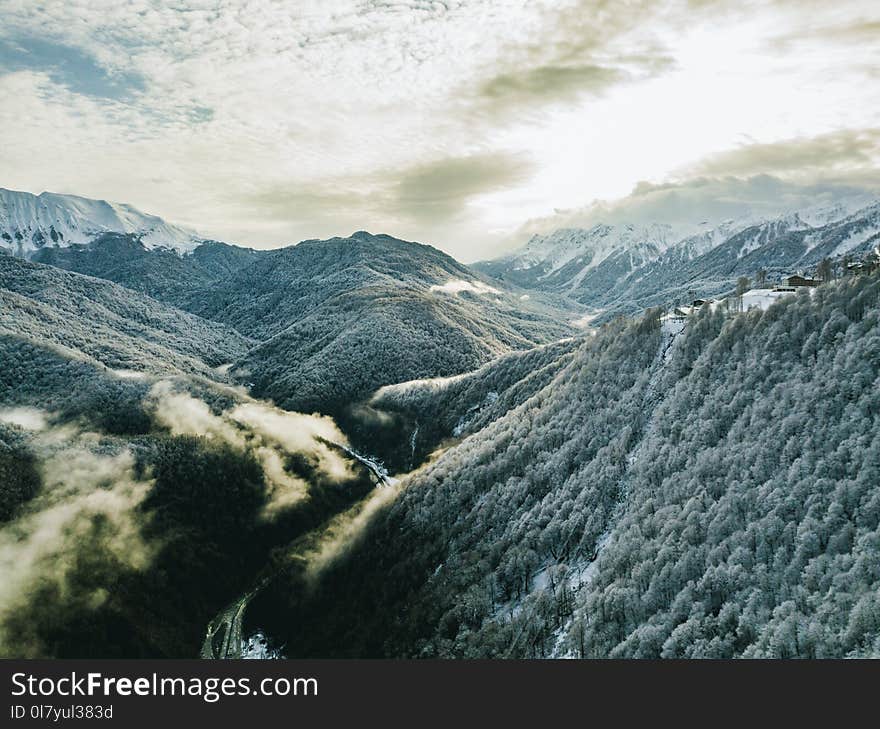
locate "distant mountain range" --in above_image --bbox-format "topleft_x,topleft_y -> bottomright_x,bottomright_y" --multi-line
6,186 -> 878,323
476,201 -> 880,316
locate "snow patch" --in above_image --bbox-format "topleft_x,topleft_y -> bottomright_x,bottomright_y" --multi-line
109,368 -> 149,380
569,532 -> 612,591
429,279 -> 500,295
739,288 -> 797,311
661,315 -> 686,337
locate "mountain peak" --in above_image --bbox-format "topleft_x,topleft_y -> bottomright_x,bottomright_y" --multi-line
0,187 -> 202,256
508,221 -> 682,278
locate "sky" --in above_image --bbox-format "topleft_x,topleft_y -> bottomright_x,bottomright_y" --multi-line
1,0 -> 879,261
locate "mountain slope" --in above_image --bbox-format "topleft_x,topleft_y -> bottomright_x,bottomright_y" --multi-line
36,229 -> 574,414
32,233 -> 260,306
0,188 -> 203,255
0,255 -> 251,378
182,232 -> 533,335
0,257 -> 382,657
213,233 -> 574,412
368,337 -> 582,466
16,208 -> 578,414
246,271 -> 880,658
602,204 -> 880,314
475,223 -> 684,294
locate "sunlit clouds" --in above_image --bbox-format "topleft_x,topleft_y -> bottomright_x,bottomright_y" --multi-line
1,1 -> 878,260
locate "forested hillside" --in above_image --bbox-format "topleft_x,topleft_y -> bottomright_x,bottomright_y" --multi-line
248,271 -> 880,659
33,234 -> 261,306
367,337 -> 581,467
0,255 -> 251,377
0,363 -> 377,658
27,229 -> 576,414
0,254 -> 385,657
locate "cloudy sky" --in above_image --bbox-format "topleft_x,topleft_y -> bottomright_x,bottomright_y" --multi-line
1,0 -> 878,261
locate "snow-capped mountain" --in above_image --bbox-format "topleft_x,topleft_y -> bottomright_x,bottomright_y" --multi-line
475,222 -> 692,302
510,222 -> 684,278
475,200 -> 879,315
795,194 -> 880,228
0,188 -> 202,255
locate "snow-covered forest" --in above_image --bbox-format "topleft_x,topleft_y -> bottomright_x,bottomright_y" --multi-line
252,271 -> 880,658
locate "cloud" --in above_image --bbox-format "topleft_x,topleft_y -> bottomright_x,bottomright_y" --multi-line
148,381 -> 246,447
250,446 -> 311,518
391,153 -> 534,225
229,402 -> 353,484
110,369 -> 150,380
1,1 -> 879,258
571,313 -> 600,329
469,0 -> 678,117
0,36 -> 146,101
0,382 -> 374,653
300,484 -> 399,585
0,424 -> 155,656
147,382 -> 356,517
683,129 -> 880,179
767,17 -> 880,52
143,379 -> 405,593
0,407 -> 49,432
479,64 -> 626,108
226,152 -> 535,250
0,1 -> 664,250
515,174 -> 880,241
238,184 -> 372,227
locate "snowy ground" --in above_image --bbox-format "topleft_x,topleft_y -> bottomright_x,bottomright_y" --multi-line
739,288 -> 797,311
660,314 -> 686,341
665,286 -> 808,318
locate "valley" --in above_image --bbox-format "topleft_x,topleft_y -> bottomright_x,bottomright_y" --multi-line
1,188 -> 879,658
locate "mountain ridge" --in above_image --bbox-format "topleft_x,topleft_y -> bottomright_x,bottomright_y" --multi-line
0,187 -> 204,255
476,201 -> 880,316
15,216 -> 578,415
